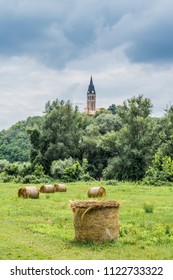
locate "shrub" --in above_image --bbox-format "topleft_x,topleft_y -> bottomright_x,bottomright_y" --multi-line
51,158 -> 89,182
2,174 -> 14,183
4,163 -> 19,176
102,157 -> 118,180
0,160 -> 10,172
18,162 -> 32,177
62,161 -> 83,182
14,176 -> 22,183
143,150 -> 173,184
33,164 -> 45,177
80,173 -> 94,182
22,175 -> 38,184
105,180 -> 118,186
50,157 -> 74,179
143,201 -> 154,213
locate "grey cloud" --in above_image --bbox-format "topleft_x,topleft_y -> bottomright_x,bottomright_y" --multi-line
0,0 -> 173,131
126,22 -> 173,63
1,0 -> 160,68
1,0 -> 173,68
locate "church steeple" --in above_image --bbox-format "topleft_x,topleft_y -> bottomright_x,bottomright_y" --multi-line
87,76 -> 96,114
87,76 -> 96,95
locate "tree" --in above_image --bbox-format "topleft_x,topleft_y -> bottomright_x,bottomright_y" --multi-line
103,95 -> 159,181
29,99 -> 91,174
108,104 -> 117,114
80,112 -> 123,179
157,105 -> 173,158
143,149 -> 173,184
117,94 -> 153,123
0,116 -> 43,162
94,113 -> 122,134
50,157 -> 75,179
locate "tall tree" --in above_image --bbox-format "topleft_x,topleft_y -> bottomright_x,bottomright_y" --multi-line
103,95 -> 159,180
29,99 -> 91,173
81,113 -> 122,179
158,105 -> 173,157
0,116 -> 42,162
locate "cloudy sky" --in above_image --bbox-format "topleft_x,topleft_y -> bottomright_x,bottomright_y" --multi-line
0,0 -> 173,130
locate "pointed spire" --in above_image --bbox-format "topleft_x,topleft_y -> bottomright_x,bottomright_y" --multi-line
87,76 -> 96,95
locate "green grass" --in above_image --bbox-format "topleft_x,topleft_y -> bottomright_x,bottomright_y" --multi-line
0,181 -> 173,260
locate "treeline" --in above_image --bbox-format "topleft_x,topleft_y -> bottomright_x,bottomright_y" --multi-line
1,95 -> 173,185
0,116 -> 42,162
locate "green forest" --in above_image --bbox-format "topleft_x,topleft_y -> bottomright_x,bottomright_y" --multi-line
1,94 -> 173,185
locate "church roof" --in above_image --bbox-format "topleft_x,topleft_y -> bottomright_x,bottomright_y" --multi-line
87,76 -> 96,95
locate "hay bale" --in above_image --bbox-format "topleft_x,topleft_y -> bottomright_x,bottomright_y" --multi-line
70,200 -> 120,243
39,184 -> 56,193
54,183 -> 67,192
18,188 -> 23,198
18,186 -> 39,199
87,186 -> 106,198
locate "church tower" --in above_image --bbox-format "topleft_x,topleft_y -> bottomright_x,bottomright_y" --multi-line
87,76 -> 96,114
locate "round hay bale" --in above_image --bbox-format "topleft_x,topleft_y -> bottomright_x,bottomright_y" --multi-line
18,186 -> 39,199
39,184 -> 55,193
18,188 -> 23,198
54,183 -> 67,192
70,200 -> 120,243
87,186 -> 106,198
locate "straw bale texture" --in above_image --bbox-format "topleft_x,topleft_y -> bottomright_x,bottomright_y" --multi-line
18,186 -> 39,199
39,184 -> 56,193
71,200 -> 120,243
87,186 -> 106,198
54,183 -> 67,192
18,188 -> 23,197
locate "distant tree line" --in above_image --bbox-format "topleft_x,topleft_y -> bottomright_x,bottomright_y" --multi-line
0,116 -> 42,162
1,95 -> 173,185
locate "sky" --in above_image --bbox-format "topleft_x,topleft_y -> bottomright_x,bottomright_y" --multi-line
0,0 -> 173,130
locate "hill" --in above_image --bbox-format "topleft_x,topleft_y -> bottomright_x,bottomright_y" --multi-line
0,116 -> 43,163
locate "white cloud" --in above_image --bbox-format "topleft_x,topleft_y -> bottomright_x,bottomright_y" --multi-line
0,0 -> 173,130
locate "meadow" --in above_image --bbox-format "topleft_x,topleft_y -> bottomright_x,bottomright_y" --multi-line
0,181 -> 173,260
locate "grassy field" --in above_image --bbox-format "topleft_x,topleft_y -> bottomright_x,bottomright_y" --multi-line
0,181 -> 173,260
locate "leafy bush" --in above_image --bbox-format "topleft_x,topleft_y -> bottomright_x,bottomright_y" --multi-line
143,150 -> 173,185
50,158 -> 91,182
102,157 -> 120,180
143,200 -> 154,213
33,164 -> 45,177
1,174 -> 14,183
0,159 -> 10,172
50,157 -> 74,179
14,176 -> 22,183
105,180 -> 119,186
4,163 -> 19,176
18,162 -> 32,177
0,161 -> 47,183
62,161 -> 83,182
22,175 -> 38,184
21,174 -> 50,184
80,173 -> 94,182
